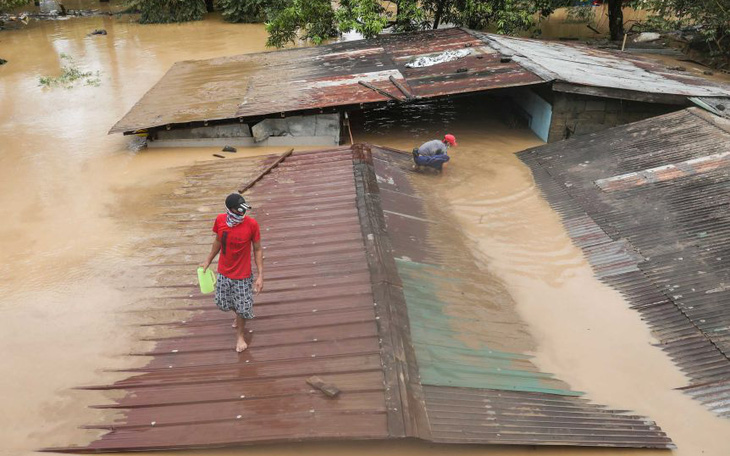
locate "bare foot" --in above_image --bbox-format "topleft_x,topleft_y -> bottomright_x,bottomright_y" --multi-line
236,337 -> 248,353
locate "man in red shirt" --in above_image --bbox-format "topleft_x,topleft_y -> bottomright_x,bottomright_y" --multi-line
201,193 -> 264,352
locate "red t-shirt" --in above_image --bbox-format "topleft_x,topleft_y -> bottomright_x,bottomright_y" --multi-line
213,214 -> 261,280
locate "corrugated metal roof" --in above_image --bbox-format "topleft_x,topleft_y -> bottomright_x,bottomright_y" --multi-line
690,97 -> 730,119
110,28 -> 542,134
49,145 -> 673,452
518,108 -> 730,418
111,28 -> 730,135
482,33 -> 730,99
364,145 -> 672,447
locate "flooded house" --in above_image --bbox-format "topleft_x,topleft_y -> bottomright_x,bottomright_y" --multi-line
5,12 -> 730,456
519,108 -> 730,419
39,26 -> 730,455
111,28 -> 730,147
50,145 -> 675,452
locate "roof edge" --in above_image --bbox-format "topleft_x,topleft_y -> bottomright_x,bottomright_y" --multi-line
352,144 -> 432,440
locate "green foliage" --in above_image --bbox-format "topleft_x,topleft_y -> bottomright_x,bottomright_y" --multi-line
219,0 -> 268,23
265,0 -> 338,47
0,0 -> 30,13
565,5 -> 596,25
336,0 -> 426,37
265,0 -> 571,48
426,0 -> 565,35
38,53 -> 101,89
336,0 -> 389,38
126,0 -> 207,24
635,0 -> 729,58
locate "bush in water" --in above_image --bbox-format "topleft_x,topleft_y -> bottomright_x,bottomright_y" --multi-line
38,53 -> 101,89
127,0 -> 207,24
219,0 -> 268,23
0,0 -> 29,13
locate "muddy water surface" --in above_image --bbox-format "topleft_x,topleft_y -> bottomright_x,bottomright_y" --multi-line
0,16 -> 277,456
1,14 -> 729,456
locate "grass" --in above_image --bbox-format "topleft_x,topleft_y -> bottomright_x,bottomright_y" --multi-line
38,53 -> 101,89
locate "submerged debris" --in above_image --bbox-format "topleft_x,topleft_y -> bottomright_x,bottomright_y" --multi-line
635,32 -> 662,43
0,59 -> 7,65
88,29 -> 107,36
222,145 -> 237,152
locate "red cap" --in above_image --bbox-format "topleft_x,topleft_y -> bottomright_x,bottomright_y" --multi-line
444,134 -> 457,146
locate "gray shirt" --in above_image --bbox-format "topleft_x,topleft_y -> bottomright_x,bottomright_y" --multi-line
417,139 -> 447,156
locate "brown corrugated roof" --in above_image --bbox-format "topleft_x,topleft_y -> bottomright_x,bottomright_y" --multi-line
110,28 -> 730,135
108,28 -> 545,134
518,108 -> 730,418
49,145 -> 674,452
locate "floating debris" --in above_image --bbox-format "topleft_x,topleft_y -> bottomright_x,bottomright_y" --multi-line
405,49 -> 471,68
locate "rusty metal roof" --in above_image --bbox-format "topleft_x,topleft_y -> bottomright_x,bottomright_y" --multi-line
110,28 -> 542,134
111,28 -> 730,135
518,108 -> 730,418
49,145 -> 674,452
482,32 -> 730,102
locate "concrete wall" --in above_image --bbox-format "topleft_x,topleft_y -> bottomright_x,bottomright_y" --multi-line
251,114 -> 340,143
548,92 -> 679,142
149,113 -> 341,148
156,124 -> 252,140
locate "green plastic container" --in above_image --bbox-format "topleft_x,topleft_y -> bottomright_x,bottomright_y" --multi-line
197,267 -> 216,294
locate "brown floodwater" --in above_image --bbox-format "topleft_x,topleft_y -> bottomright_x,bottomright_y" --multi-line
1,12 -> 729,456
539,6 -> 649,40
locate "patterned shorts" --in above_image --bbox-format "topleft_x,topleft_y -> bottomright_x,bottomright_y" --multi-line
215,274 -> 255,319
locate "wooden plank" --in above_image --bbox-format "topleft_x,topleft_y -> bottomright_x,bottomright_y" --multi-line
389,75 -> 415,100
239,148 -> 293,193
358,80 -> 403,102
553,81 -> 690,105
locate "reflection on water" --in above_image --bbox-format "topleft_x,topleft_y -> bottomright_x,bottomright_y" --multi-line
1,13 -> 729,456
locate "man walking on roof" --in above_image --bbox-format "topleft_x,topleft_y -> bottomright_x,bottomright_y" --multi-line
201,193 -> 264,353
412,134 -> 457,173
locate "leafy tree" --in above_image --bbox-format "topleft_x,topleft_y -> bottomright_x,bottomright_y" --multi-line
219,0 -> 268,22
635,0 -> 729,59
336,0 -> 426,37
126,0 -> 207,24
266,0 -> 338,47
266,0 -> 572,48
0,0 -> 30,13
426,0 -> 567,34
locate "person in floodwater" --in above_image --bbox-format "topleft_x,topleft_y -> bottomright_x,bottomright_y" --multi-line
412,134 -> 457,173
201,193 -> 264,353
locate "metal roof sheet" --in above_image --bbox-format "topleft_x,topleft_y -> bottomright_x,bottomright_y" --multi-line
50,145 -> 673,452
483,33 -> 730,99
110,28 -> 730,135
518,108 -> 730,418
109,28 -> 542,134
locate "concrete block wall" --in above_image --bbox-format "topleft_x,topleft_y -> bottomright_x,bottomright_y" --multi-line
547,92 -> 679,142
149,113 -> 341,148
